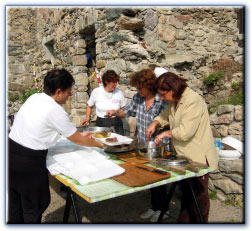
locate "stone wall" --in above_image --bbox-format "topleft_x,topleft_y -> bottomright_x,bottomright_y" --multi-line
95,7 -> 243,108
210,104 -> 244,141
8,8 -> 37,95
7,6 -> 244,201
210,159 -> 243,203
8,7 -> 244,122
209,104 -> 244,203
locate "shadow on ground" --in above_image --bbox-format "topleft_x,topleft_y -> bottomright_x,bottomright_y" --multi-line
42,185 -> 180,224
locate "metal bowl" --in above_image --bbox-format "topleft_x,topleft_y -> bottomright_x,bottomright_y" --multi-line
137,141 -> 164,160
76,126 -> 113,133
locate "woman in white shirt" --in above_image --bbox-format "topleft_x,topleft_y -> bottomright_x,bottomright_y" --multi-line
81,70 -> 127,135
8,69 -> 104,224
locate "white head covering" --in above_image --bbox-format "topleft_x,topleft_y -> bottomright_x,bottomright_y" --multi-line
154,67 -> 168,77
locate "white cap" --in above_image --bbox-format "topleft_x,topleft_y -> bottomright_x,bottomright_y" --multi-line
154,67 -> 168,77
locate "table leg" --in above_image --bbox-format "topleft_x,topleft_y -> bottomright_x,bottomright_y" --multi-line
63,187 -> 71,223
71,192 -> 82,223
63,187 -> 82,223
157,182 -> 177,223
187,179 -> 205,223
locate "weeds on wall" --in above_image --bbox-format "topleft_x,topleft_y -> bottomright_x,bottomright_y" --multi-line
206,58 -> 244,114
225,194 -> 241,207
8,92 -> 19,103
20,88 -> 41,104
231,81 -> 239,90
212,58 -> 243,81
209,190 -> 217,200
8,88 -> 41,104
209,87 -> 243,114
204,58 -> 243,86
204,71 -> 224,85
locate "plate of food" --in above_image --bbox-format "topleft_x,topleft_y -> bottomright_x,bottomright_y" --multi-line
92,132 -> 133,146
93,130 -> 112,139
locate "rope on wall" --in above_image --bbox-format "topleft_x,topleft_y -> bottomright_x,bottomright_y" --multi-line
33,61 -> 39,89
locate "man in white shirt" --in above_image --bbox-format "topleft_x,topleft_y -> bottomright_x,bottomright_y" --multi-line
8,69 -> 104,224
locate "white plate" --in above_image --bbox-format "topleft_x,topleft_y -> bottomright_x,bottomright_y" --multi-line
221,136 -> 243,153
92,133 -> 133,146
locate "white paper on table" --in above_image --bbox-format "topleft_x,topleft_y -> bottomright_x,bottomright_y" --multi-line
46,149 -> 125,185
88,159 -> 125,182
92,133 -> 133,146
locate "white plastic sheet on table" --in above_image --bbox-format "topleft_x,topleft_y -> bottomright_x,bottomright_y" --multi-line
47,138 -> 124,185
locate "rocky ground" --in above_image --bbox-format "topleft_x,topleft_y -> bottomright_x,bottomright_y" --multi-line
42,178 -> 244,225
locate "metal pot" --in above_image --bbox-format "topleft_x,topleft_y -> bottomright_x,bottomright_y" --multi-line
137,141 -> 165,160
76,126 -> 114,133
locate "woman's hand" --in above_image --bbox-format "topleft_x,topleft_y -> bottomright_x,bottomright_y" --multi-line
81,118 -> 89,126
146,120 -> 160,141
154,130 -> 173,145
106,110 -> 116,117
99,142 -> 107,149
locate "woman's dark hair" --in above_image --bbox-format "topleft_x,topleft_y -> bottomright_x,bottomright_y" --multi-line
44,69 -> 75,95
102,70 -> 120,87
154,72 -> 188,100
129,69 -> 156,94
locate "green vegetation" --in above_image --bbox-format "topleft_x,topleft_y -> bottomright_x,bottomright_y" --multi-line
209,190 -> 217,200
206,58 -> 243,113
216,88 -> 243,106
203,71 -> 224,86
212,58 -> 243,82
8,88 -> 42,104
20,88 -> 41,104
8,92 -> 19,102
225,195 -> 241,207
209,87 -> 243,114
231,82 -> 239,89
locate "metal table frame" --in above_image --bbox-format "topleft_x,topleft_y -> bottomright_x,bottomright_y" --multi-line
63,186 -> 82,223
